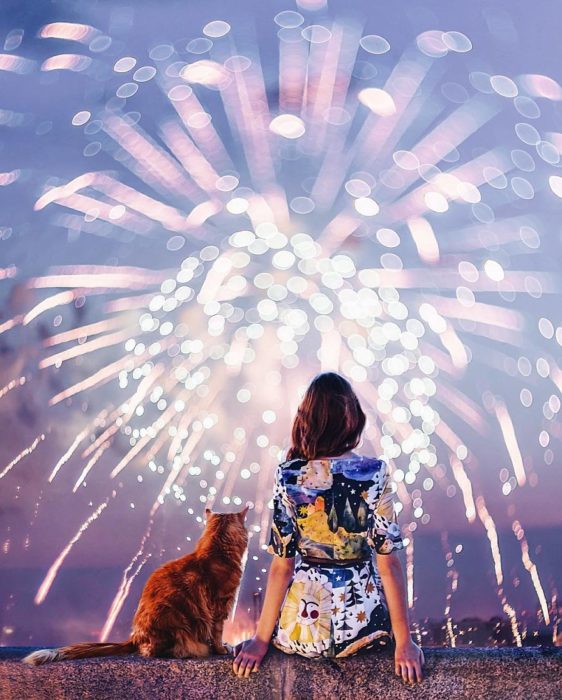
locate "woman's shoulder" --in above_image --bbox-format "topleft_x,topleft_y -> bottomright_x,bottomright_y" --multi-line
274,458 -> 307,487
278,454 -> 387,474
359,455 -> 387,470
343,455 -> 388,479
330,453 -> 387,468
278,457 -> 308,471
278,454 -> 386,463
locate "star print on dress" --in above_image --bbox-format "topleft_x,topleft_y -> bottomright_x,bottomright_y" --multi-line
267,454 -> 404,658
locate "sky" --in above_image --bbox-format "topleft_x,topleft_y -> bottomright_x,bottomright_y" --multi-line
0,0 -> 560,646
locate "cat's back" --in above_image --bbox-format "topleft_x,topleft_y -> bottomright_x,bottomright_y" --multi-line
140,551 -> 197,596
134,552 -> 201,624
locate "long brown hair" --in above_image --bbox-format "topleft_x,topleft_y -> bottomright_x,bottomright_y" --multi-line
286,372 -> 366,461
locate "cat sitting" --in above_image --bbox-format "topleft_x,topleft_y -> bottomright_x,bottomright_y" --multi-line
23,505 -> 249,665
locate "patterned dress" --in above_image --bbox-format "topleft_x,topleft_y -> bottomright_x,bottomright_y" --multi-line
266,455 -> 404,658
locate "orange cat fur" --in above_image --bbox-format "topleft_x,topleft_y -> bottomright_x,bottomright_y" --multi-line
23,505 -> 249,665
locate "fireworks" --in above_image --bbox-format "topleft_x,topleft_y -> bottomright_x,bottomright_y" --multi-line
0,2 -> 560,646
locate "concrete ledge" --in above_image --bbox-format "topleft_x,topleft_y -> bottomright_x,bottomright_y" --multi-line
1,646 -> 561,700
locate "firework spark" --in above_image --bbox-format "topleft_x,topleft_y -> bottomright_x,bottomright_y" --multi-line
0,4 -> 560,647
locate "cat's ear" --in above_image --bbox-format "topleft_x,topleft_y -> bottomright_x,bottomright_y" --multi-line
205,506 -> 212,519
239,504 -> 250,519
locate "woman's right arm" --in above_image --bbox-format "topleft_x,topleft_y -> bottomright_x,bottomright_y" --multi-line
370,461 -> 424,685
232,555 -> 295,678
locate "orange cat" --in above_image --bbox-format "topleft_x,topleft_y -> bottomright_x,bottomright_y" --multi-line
23,505 -> 249,665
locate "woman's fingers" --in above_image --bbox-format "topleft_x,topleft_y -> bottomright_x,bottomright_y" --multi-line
408,661 -> 418,684
232,649 -> 245,674
405,661 -> 414,684
395,645 -> 424,684
415,649 -> 424,681
396,660 -> 418,685
239,655 -> 253,678
231,638 -> 265,677
239,655 -> 250,676
410,659 -> 423,684
233,652 -> 260,678
235,655 -> 248,676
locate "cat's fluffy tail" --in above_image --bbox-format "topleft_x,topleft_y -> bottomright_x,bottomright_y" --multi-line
22,641 -> 136,665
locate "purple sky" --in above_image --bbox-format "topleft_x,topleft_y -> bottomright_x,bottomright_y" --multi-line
0,0 -> 560,646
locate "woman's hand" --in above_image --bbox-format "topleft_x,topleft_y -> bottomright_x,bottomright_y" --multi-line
231,556 -> 293,678
394,638 -> 425,685
232,636 -> 269,678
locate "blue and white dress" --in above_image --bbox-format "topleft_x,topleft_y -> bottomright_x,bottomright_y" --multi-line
266,455 -> 404,658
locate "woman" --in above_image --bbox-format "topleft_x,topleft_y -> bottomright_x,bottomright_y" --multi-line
232,372 -> 424,685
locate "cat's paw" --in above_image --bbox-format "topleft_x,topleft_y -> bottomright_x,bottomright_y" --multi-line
222,642 -> 236,655
214,644 -> 230,655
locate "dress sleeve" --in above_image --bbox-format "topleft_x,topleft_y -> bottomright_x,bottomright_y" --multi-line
367,461 -> 405,555
266,464 -> 298,558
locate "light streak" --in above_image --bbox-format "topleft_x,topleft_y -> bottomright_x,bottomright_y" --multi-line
0,434 -> 45,481
35,500 -> 109,605
0,376 -> 26,401
0,8 -> 557,648
494,400 -> 527,487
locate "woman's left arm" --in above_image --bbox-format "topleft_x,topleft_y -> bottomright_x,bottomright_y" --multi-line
377,551 -> 425,685
232,554 -> 295,678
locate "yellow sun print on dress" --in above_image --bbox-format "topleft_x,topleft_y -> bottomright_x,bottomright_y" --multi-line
279,578 -> 332,645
